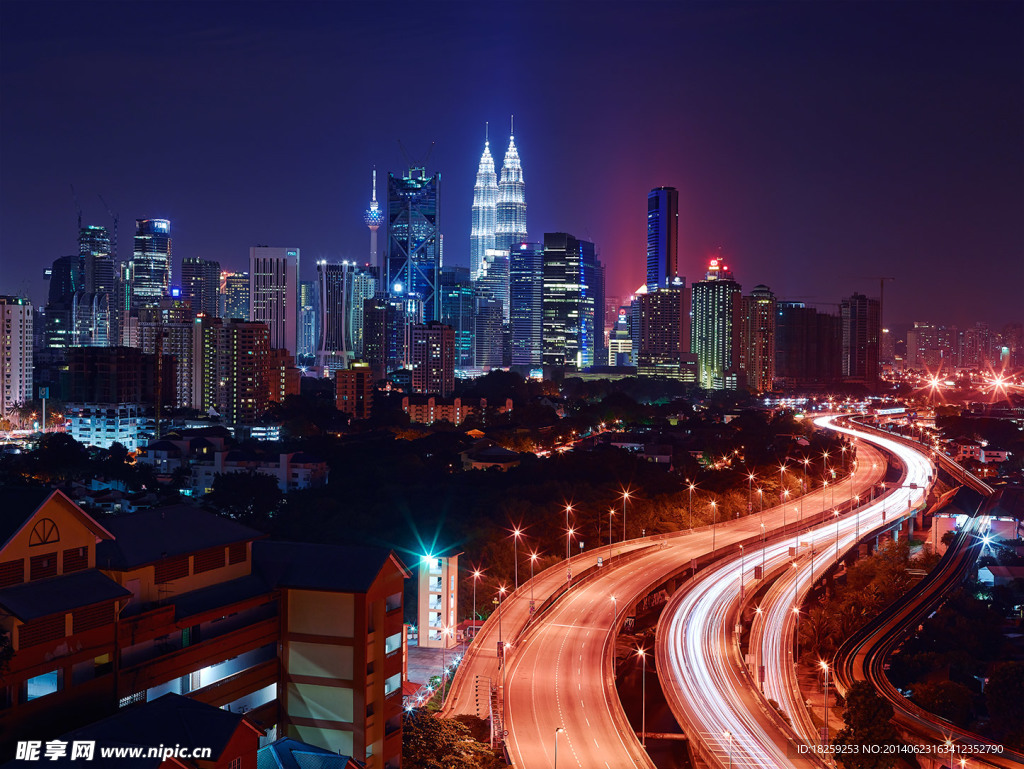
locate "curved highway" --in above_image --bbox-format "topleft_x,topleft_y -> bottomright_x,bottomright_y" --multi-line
656,416 -> 934,768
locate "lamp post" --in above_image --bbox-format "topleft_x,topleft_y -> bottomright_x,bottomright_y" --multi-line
782,489 -> 790,529
761,522 -> 766,574
529,552 -> 538,611
607,508 -> 615,561
688,482 -> 696,531
820,660 -> 830,746
747,472 -> 755,516
566,528 -> 574,585
636,646 -> 648,746
739,544 -> 745,598
512,527 -> 523,591
801,457 -> 810,524
793,606 -> 801,660
611,595 -> 617,628
834,509 -> 840,561
471,568 -> 482,642
779,462 -> 788,507
554,727 -> 565,768
757,487 -> 764,516
621,489 -> 631,541
711,501 -> 718,551
821,451 -> 830,520
497,585 -> 507,651
724,731 -> 733,769
854,495 -> 860,537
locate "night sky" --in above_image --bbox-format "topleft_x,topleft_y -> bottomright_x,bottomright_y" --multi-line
1,1 -> 1021,330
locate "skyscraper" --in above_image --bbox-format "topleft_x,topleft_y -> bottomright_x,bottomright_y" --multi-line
79,225 -> 115,346
636,278 -> 695,380
738,285 -> 776,392
439,267 -> 475,369
691,258 -> 742,390
473,295 -> 504,368
840,292 -> 880,390
509,242 -> 544,367
470,132 -> 498,280
181,257 -> 221,317
495,124 -> 526,252
130,219 -> 172,311
0,296 -> 33,416
774,302 -> 841,388
316,260 -> 356,374
249,247 -> 299,356
477,248 -> 510,323
42,255 -> 82,350
410,321 -> 455,396
646,187 -> 679,291
542,233 -> 599,369
364,168 -> 384,273
298,280 -> 318,358
221,271 -> 250,320
350,266 -> 377,358
386,167 -> 440,322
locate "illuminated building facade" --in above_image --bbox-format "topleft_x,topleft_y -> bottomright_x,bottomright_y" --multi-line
691,258 -> 742,390
130,219 -> 172,312
439,267 -> 475,369
336,361 -> 374,419
0,296 -> 33,414
364,168 -> 384,274
495,128 -> 526,252
542,233 -> 600,369
470,134 -> 498,280
738,284 -> 776,392
249,247 -> 299,357
840,292 -> 880,390
221,271 -> 250,320
299,280 -> 318,358
636,279 -> 695,380
317,260 -> 357,374
509,242 -> 544,367
410,321 -> 455,396
774,302 -> 841,388
646,186 -> 678,291
386,167 -> 440,322
181,257 -> 221,318
477,248 -> 510,323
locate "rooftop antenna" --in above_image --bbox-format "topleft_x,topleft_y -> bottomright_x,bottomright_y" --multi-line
510,114 -> 514,137
70,184 -> 82,233
485,121 -> 489,145
371,166 -> 377,203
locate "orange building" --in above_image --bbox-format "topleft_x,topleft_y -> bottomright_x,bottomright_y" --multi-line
0,488 -> 409,769
336,362 -> 374,419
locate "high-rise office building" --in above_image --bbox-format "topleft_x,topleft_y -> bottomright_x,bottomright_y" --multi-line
410,321 -> 455,396
474,295 -> 504,368
542,233 -> 600,369
386,167 -> 440,322
774,302 -> 841,388
477,249 -> 510,323
79,225 -> 116,346
316,260 -> 357,374
959,322 -> 993,370
130,219 -> 172,311
691,258 -> 742,390
905,322 -> 958,371
221,271 -> 250,320
194,317 -> 272,423
495,126 -> 527,252
364,169 -> 384,273
471,134 -> 498,280
439,267 -> 475,369
350,267 -> 377,359
0,296 -> 33,415
840,292 -> 880,390
181,257 -> 221,317
509,242 -> 544,367
608,306 -> 633,367
298,280 -> 318,358
42,255 -> 81,350
636,279 -> 695,380
139,298 -> 196,409
362,294 -> 409,382
250,247 -> 299,356
336,361 -> 374,419
646,187 -> 679,292
739,285 -> 776,392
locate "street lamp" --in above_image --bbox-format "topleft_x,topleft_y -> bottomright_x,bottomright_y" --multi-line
621,489 -> 631,541
820,660 -> 830,746
834,509 -> 840,561
529,552 -> 538,611
724,730 -> 733,769
793,606 -> 801,659
554,727 -> 565,768
611,595 -> 617,628
687,482 -> 696,531
761,522 -> 766,574
747,472 -> 756,516
757,487 -> 764,516
511,527 -> 523,590
779,461 -> 788,507
471,568 -> 483,642
566,528 -> 575,585
636,646 -> 648,747
607,508 -> 615,560
801,457 -> 810,524
711,501 -> 718,551
739,544 -> 745,598
854,494 -> 861,537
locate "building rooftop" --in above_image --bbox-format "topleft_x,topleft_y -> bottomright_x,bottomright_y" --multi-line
96,505 -> 262,570
0,487 -> 114,550
0,569 -> 131,622
54,693 -> 259,767
253,540 -> 410,593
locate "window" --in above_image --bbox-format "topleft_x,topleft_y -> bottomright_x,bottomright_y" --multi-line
229,759 -> 240,769
383,673 -> 401,697
385,632 -> 402,656
385,592 -> 402,613
24,670 -> 62,701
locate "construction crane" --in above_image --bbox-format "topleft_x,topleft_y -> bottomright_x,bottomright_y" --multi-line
70,184 -> 82,233
97,193 -> 119,261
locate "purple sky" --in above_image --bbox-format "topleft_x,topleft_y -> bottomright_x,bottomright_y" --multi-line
1,1 -> 1021,331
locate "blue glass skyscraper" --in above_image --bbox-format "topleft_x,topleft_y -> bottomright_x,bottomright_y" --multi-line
386,167 -> 440,322
510,242 -> 543,367
646,187 -> 678,291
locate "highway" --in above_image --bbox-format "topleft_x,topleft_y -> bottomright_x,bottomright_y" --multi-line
498,440 -> 887,769
656,416 -> 934,769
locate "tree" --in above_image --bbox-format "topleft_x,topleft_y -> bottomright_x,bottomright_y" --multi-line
912,680 -> 974,727
833,682 -> 901,769
205,470 -> 283,522
402,710 -> 504,769
985,662 -> 1024,748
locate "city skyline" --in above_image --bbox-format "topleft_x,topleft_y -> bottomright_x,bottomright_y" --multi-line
1,2 -> 1021,331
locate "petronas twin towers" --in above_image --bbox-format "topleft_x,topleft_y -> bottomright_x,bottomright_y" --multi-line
470,120 -> 527,280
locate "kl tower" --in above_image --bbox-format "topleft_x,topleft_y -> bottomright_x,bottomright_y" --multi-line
363,167 -> 384,274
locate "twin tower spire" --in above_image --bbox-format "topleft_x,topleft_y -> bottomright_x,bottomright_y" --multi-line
471,118 -> 526,280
